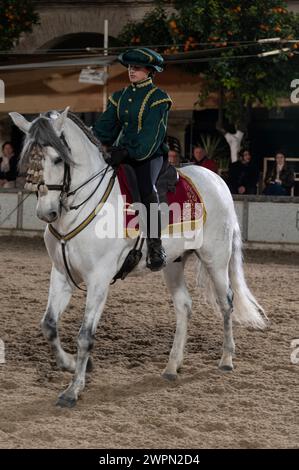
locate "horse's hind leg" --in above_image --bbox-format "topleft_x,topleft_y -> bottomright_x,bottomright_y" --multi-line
162,260 -> 192,381
41,266 -> 76,373
199,249 -> 235,371
214,270 -> 235,371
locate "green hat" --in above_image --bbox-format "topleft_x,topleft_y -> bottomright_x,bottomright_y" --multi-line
118,47 -> 164,72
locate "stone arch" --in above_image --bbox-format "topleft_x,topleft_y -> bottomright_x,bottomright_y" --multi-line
13,4 -> 152,52
40,32 -> 118,52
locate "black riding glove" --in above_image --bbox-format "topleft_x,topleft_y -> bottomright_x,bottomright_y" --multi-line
108,147 -> 129,168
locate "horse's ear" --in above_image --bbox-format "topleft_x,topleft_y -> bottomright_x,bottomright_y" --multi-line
9,112 -> 31,134
52,106 -> 70,135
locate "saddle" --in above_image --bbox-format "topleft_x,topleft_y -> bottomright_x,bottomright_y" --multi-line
121,160 -> 178,205
111,161 -> 178,284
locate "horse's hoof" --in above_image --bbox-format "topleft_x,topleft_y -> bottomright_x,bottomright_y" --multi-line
56,394 -> 77,408
162,372 -> 177,381
219,364 -> 233,372
60,365 -> 75,373
86,357 -> 93,373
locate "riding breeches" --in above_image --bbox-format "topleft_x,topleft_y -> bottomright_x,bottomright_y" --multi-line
129,156 -> 163,238
130,156 -> 163,200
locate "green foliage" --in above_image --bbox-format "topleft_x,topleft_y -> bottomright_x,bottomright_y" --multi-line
118,3 -> 172,50
118,0 -> 299,127
199,133 -> 230,167
0,0 -> 39,51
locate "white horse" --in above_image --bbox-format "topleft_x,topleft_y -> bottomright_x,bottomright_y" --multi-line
10,108 -> 267,408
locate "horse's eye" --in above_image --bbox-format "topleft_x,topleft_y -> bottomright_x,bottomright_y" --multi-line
54,157 -> 63,165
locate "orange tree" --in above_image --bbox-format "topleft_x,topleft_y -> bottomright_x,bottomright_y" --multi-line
119,0 -> 299,142
0,0 -> 39,51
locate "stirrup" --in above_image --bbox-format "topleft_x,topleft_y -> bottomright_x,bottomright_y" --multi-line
111,237 -> 144,283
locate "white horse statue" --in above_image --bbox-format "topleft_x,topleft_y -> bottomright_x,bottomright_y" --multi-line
9,108 -> 267,408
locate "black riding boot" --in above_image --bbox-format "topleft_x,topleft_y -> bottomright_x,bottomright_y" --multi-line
146,236 -> 166,271
142,192 -> 166,271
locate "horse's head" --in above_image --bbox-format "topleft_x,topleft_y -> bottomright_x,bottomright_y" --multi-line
9,107 -> 72,223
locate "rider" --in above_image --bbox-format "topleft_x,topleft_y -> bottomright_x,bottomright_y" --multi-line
93,47 -> 172,271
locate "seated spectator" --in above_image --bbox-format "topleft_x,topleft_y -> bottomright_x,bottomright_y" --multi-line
167,135 -> 181,157
263,151 -> 294,196
0,142 -> 18,188
191,145 -> 218,173
228,149 -> 258,195
168,149 -> 179,166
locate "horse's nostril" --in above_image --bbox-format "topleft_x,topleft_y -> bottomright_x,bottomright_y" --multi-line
49,211 -> 57,220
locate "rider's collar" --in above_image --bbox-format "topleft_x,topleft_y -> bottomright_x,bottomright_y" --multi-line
131,77 -> 153,89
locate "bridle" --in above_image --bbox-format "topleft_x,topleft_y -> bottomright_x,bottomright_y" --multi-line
30,132 -> 112,212
26,130 -> 117,291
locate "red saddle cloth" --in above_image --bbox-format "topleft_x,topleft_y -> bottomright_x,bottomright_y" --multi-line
117,166 -> 206,238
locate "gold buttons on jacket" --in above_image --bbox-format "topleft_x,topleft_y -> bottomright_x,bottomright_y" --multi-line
132,87 -> 136,92
125,110 -> 128,113
128,98 -> 132,102
125,122 -> 128,126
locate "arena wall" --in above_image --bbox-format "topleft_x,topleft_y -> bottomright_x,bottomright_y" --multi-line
0,191 -> 298,251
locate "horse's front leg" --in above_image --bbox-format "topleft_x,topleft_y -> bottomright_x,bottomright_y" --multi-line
162,261 -> 192,380
41,265 -> 76,372
56,276 -> 110,408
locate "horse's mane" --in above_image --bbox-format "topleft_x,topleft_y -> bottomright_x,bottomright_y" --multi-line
19,116 -> 72,171
19,110 -> 102,171
67,111 -> 101,149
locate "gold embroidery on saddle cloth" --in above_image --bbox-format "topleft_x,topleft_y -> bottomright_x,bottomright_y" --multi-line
124,171 -> 207,238
24,146 -> 47,194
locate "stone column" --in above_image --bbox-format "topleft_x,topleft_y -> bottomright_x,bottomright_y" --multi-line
167,110 -> 193,159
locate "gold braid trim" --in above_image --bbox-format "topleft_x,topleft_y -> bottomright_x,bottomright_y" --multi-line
134,49 -> 153,62
137,87 -> 157,133
150,98 -> 172,108
108,95 -> 118,107
136,113 -> 166,161
136,78 -> 153,88
117,87 -> 128,120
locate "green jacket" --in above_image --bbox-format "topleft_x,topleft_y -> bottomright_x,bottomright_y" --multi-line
93,77 -> 172,161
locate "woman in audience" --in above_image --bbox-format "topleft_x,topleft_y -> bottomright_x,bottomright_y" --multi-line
0,141 -> 18,188
263,151 -> 294,196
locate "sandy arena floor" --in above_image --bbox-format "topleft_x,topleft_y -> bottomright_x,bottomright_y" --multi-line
0,236 -> 298,449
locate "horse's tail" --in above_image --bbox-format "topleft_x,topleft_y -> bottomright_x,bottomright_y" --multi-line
228,223 -> 268,329
196,222 -> 268,329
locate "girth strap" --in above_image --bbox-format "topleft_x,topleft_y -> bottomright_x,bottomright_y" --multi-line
61,240 -> 86,292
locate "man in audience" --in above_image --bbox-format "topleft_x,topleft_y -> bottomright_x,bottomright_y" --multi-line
168,149 -> 179,166
191,145 -> 218,173
228,149 -> 258,195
